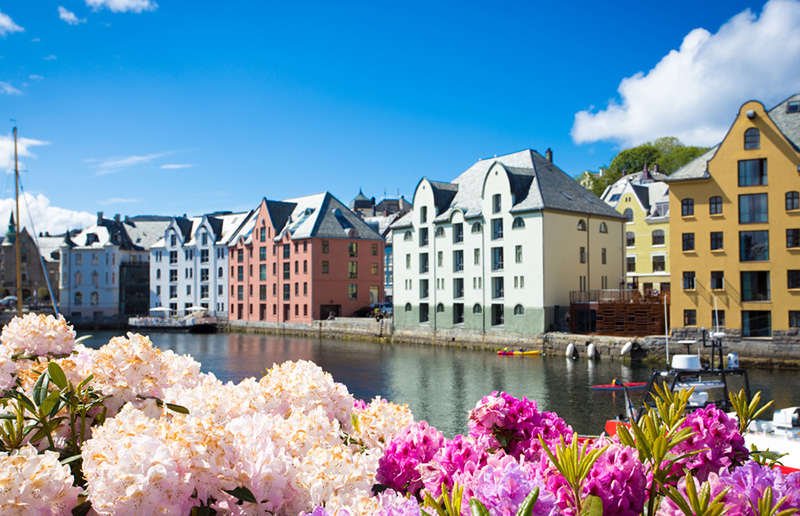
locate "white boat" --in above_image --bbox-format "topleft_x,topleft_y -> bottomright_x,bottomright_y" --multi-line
129,307 -> 217,334
745,407 -> 800,473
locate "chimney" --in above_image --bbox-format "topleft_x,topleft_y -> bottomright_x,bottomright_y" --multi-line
97,212 -> 104,225
114,214 -> 120,222
545,148 -> 553,163
653,163 -> 660,173
124,215 -> 130,223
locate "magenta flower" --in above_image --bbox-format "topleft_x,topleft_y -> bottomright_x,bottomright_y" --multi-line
376,421 -> 444,495
671,405 -> 748,481
718,462 -> 800,514
419,434 -> 488,496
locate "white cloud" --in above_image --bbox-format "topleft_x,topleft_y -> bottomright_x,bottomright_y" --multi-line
0,134 -> 50,172
58,6 -> 86,25
43,54 -> 57,60
94,151 -> 170,175
29,75 -> 43,81
85,0 -> 157,13
0,81 -> 21,95
0,192 -> 95,235
571,0 -> 800,147
161,163 -> 193,170
0,10 -> 24,36
98,197 -> 139,205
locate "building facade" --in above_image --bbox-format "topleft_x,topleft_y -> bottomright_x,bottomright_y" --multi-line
59,213 -> 171,322
667,94 -> 800,338
391,149 -> 625,335
601,166 -> 671,295
1,216 -> 61,304
228,192 -> 385,323
149,211 -> 251,317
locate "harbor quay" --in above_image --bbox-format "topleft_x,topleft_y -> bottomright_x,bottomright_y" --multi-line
227,317 -> 800,367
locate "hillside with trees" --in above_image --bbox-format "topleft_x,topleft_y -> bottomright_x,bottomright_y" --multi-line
579,137 -> 710,197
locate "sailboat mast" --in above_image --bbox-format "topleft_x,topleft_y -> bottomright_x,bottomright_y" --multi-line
13,127 -> 22,317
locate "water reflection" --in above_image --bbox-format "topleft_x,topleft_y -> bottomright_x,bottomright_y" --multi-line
82,331 -> 800,438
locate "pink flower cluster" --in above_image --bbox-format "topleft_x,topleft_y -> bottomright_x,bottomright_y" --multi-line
468,391 -> 573,462
376,421 -> 443,495
544,437 -> 646,516
671,405 -> 748,481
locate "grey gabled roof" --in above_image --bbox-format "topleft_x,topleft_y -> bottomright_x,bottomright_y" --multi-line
631,184 -> 650,210
264,200 -> 296,231
769,93 -> 800,151
665,145 -> 718,182
280,192 -> 383,241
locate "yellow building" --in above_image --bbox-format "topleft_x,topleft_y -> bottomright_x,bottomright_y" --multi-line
666,94 -> 800,339
601,166 -> 671,295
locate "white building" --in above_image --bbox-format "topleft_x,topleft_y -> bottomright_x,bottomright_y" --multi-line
59,213 -> 171,322
391,149 -> 625,335
150,210 -> 251,316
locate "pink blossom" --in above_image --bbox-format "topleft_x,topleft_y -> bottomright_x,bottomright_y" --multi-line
671,405 -> 748,481
376,421 -> 444,495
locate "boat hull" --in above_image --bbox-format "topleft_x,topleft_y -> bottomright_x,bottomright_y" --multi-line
497,350 -> 541,356
592,382 -> 647,391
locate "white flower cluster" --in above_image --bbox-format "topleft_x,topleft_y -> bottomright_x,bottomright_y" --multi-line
0,343 -> 17,390
0,445 -> 81,515
0,313 -> 75,358
351,397 -> 416,451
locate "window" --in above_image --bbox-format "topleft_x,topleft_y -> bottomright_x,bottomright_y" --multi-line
652,203 -> 669,218
75,292 -> 82,306
626,256 -> 636,273
514,304 -> 524,315
453,250 -> 464,271
579,247 -> 586,263
260,247 -> 266,260
403,232 -> 412,241
623,208 -> 633,222
347,285 -> 356,300
156,269 -> 161,280
371,263 -> 378,275
219,267 -> 223,278
789,270 -> 800,289
711,271 -> 725,290
788,101 -> 800,113
492,277 -> 504,299
711,232 -> 724,250
652,255 -> 665,272
682,233 -> 695,251
453,303 -> 464,324
420,206 -> 428,223
76,254 -> 82,265
453,223 -> 464,243
420,228 -> 429,246
652,230 -> 665,246
420,279 -> 429,299
712,309 -> 725,328
491,304 -> 504,326
473,303 -> 482,314
303,260 -> 307,273
201,268 -> 209,282
347,242 -> 357,257
170,234 -> 177,247
682,271 -> 696,290
303,282 -> 308,295
200,249 -> 209,263
741,271 -> 770,301
419,303 -> 429,323
492,194 -> 501,214
283,284 -> 290,301
283,244 -> 290,259
170,251 -> 178,264
156,285 -> 161,296
348,261 -> 357,279
169,269 -> 178,282
371,243 -> 378,256
709,196 -> 722,215
681,199 -> 694,217
436,303 -> 444,313
738,159 -> 767,186
742,311 -> 771,337
283,263 -> 290,279
626,232 -> 635,247
683,310 -> 696,326
186,285 -> 192,295
744,128 -> 760,150
419,253 -> 429,273
405,303 -> 412,312
435,227 -> 444,238
491,219 -> 503,240
471,222 -> 482,233
515,245 -> 523,263
512,217 -> 525,229
453,278 -> 464,298
787,191 -> 800,211
260,227 -> 267,242
788,229 -> 800,248
739,194 -> 768,223
740,231 -> 769,261
599,222 -> 608,233
322,240 -> 329,253
491,247 -> 503,270
577,219 -> 586,231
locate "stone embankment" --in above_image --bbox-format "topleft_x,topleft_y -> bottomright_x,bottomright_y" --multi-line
227,318 -> 800,367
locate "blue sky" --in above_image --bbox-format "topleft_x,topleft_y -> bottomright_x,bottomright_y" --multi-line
2,0 -> 800,234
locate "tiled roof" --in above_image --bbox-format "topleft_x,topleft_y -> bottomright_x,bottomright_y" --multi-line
280,192 -> 383,241
769,93 -> 800,151
125,217 -> 172,250
665,146 -> 718,182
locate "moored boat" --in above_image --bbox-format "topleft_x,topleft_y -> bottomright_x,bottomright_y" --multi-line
129,307 -> 217,334
496,349 -> 541,356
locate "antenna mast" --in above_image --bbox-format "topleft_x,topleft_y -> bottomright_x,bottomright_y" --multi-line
13,127 -> 22,317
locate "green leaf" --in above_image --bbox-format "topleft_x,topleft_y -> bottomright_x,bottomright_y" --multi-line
515,488 -> 540,516
223,486 -> 258,504
469,498 -> 491,516
74,335 -> 92,345
41,390 -> 63,417
60,454 -> 83,466
47,362 -> 69,390
165,403 -> 190,415
71,501 -> 92,516
190,507 -> 216,516
32,371 -> 50,407
581,495 -> 604,516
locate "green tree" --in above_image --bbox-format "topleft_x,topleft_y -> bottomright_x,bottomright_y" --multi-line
652,137 -> 709,175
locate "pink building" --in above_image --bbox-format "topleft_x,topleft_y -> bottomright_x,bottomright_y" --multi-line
228,193 -> 385,322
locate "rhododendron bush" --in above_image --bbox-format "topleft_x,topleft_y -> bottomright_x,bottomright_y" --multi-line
0,314 -> 798,516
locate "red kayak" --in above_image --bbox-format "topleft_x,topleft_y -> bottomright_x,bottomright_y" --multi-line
592,382 -> 647,391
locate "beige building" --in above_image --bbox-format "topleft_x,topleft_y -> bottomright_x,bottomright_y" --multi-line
666,94 -> 800,340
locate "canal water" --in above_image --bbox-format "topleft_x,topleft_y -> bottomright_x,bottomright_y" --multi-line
83,331 -> 800,437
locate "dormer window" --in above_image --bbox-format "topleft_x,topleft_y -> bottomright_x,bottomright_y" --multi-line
492,194 -> 501,214
787,101 -> 800,113
170,233 -> 177,247
744,128 -> 760,150
420,206 -> 428,224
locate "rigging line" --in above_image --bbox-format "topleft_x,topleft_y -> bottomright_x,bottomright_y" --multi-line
18,179 -> 59,315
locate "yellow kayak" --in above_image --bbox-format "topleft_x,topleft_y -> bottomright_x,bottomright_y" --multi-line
497,350 -> 541,356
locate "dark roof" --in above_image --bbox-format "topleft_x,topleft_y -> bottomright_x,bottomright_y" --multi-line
631,184 -> 650,210
428,181 -> 458,215
265,200 -> 296,231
